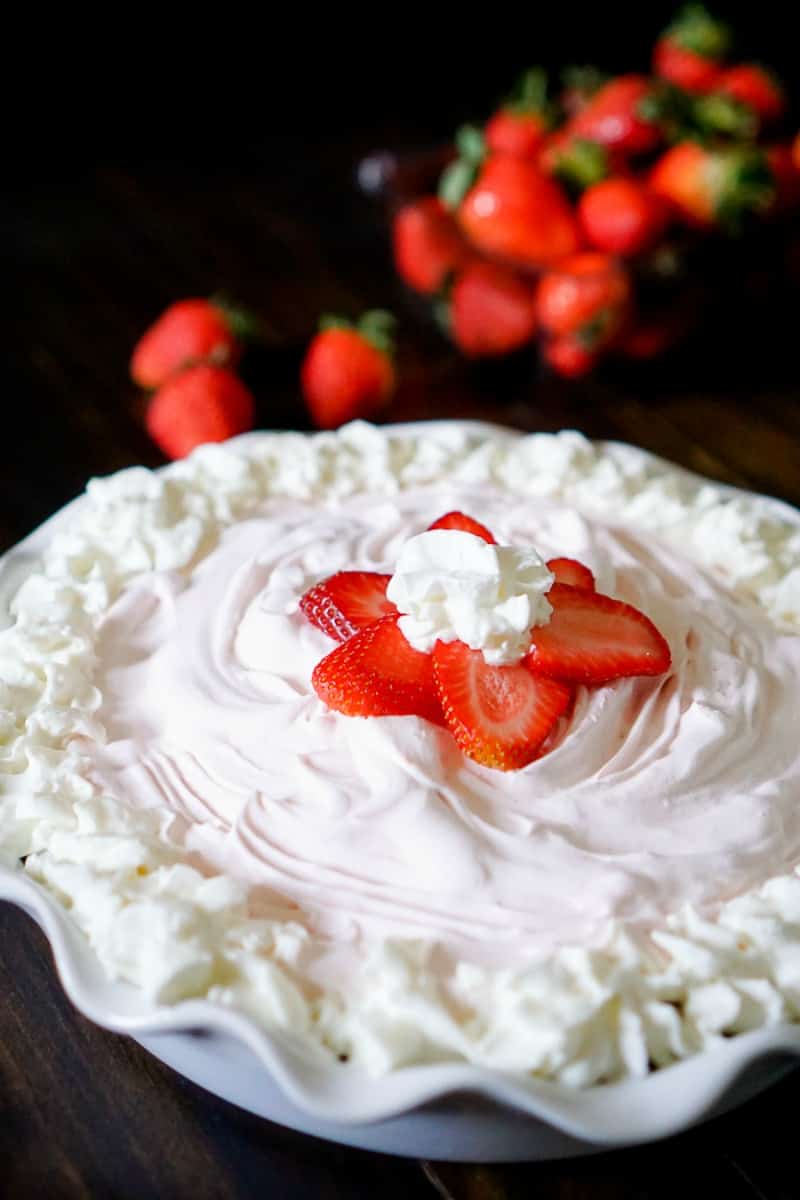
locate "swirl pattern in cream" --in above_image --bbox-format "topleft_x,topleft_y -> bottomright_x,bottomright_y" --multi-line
84,487 -> 800,980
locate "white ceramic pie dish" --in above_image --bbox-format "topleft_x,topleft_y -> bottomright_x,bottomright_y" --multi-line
2,424 -> 800,1162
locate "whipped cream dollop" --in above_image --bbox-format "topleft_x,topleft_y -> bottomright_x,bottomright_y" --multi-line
387,529 -> 554,664
4,421 -> 800,1087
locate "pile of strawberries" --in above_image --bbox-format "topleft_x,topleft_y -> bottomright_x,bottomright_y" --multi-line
300,511 -> 671,771
392,4 -> 799,376
129,5 -> 797,455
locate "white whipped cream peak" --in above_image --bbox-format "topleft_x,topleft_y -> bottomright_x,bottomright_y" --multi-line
386,529 -> 554,665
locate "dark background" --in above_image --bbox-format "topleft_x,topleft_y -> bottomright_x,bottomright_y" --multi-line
3,3 -> 800,1196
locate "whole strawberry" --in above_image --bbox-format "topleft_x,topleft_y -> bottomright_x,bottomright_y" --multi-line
448,262 -> 538,357
301,311 -> 396,429
131,297 -> 257,389
650,142 -> 774,230
485,67 -> 552,160
145,364 -> 255,459
537,252 -> 631,348
764,145 -> 800,215
578,177 -> 672,255
617,311 -> 688,360
567,75 -> 661,158
392,197 -> 472,295
716,64 -> 786,125
542,335 -> 598,379
439,125 -> 581,270
653,4 -> 730,94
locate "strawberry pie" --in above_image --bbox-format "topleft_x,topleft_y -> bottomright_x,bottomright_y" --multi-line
3,420 -> 800,1086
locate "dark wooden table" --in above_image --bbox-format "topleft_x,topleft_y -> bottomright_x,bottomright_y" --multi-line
2,137 -> 800,1198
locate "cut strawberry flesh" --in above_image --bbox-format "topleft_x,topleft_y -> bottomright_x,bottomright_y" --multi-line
427,511 -> 496,543
312,615 -> 443,724
300,571 -> 396,642
526,582 -> 671,685
433,640 -> 573,770
546,557 -> 596,591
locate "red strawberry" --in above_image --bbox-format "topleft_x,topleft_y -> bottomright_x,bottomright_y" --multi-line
717,64 -> 786,124
653,5 -> 730,94
649,142 -> 774,230
764,145 -> 800,214
428,512 -> 496,543
454,156 -> 582,270
144,364 -> 255,460
653,42 -> 723,94
449,262 -> 538,357
617,314 -> 686,360
525,582 -> 671,685
301,311 -> 396,430
578,178 -> 671,256
567,75 -> 661,157
486,110 -> 549,160
485,68 -> 551,160
299,572 -> 396,642
392,197 -> 473,295
542,336 -> 598,378
536,252 -> 631,356
433,640 -> 573,771
546,557 -> 596,590
131,298 -> 255,389
312,615 -> 442,724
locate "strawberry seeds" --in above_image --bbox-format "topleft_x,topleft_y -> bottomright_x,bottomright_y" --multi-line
300,512 -> 672,773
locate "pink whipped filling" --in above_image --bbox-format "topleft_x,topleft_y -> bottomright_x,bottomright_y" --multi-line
83,486 -> 800,979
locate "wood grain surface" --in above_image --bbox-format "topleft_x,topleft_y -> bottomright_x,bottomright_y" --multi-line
2,142 -> 799,1198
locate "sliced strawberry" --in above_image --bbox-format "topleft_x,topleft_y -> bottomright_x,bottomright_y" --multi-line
433,640 -> 573,771
526,582 -> 671,685
312,616 -> 442,723
427,512 -> 496,543
546,557 -> 596,591
300,572 -> 396,642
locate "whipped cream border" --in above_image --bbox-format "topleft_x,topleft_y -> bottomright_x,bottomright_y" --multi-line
3,419 -> 800,1087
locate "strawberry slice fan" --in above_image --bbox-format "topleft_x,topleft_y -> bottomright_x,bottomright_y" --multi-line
300,512 -> 671,772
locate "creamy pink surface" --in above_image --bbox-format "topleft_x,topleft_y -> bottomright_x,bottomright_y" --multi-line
84,485 -> 800,978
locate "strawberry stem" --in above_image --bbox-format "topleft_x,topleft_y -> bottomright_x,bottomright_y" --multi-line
505,66 -> 550,115
577,309 -> 615,350
715,147 -> 775,232
357,310 -> 396,356
209,293 -> 264,342
551,138 -> 610,193
561,64 -> 608,101
438,124 -> 486,210
692,93 -> 758,139
662,3 -> 731,59
319,310 -> 396,356
641,84 -> 757,144
319,314 -> 353,333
